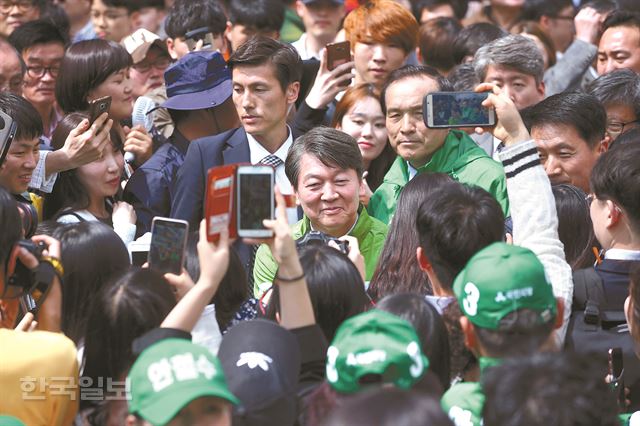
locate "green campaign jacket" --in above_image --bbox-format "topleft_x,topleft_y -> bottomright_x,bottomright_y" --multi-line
252,206 -> 388,296
368,130 -> 510,224
441,357 -> 502,426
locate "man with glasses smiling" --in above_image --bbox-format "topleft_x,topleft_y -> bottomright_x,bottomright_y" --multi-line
588,68 -> 640,144
0,0 -> 43,37
8,19 -> 66,143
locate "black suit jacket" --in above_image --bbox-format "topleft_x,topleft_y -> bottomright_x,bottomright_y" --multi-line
170,127 -> 250,227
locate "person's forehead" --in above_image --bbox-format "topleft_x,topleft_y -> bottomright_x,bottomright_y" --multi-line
348,96 -> 383,116
142,45 -> 169,62
299,153 -> 353,179
23,42 -> 65,61
10,137 -> 40,150
485,65 -> 535,82
532,123 -> 589,149
605,102 -> 637,121
92,0 -> 126,12
385,75 -> 438,105
232,62 -> 279,85
0,46 -> 22,71
600,26 -> 640,51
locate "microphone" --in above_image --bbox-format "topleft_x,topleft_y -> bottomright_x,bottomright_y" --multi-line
127,96 -> 157,164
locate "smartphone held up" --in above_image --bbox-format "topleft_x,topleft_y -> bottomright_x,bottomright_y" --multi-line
424,91 -> 496,128
148,217 -> 189,275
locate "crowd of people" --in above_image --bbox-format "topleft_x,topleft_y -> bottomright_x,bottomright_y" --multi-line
0,0 -> 640,424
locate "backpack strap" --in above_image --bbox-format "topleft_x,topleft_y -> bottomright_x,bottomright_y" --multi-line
572,268 -> 605,328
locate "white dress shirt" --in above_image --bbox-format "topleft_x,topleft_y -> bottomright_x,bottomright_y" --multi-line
246,128 -> 293,194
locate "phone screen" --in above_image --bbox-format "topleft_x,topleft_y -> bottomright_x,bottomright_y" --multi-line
430,92 -> 492,127
148,219 -> 188,275
238,173 -> 273,231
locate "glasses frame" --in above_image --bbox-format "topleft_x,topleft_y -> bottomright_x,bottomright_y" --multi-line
0,0 -> 35,14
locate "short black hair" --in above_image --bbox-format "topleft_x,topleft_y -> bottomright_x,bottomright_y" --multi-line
587,68 -> 640,119
228,0 -> 284,33
100,0 -> 140,13
8,19 -> 68,54
164,0 -> 227,38
451,23 -> 507,65
579,0 -> 617,14
55,39 -> 132,114
286,127 -> 363,189
228,35 -> 301,92
0,92 -> 43,142
521,92 -> 606,149
602,9 -> 640,33
418,17 -> 462,73
381,65 -> 452,114
416,182 -> 504,290
590,141 -> 640,234
412,0 -> 468,21
482,353 -> 620,426
473,309 -> 556,358
520,0 -> 574,21
448,63 -> 480,91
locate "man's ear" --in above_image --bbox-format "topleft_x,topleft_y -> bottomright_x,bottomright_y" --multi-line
416,46 -> 423,63
538,15 -> 552,33
599,135 -> 611,153
537,79 -> 546,98
225,21 -> 233,44
416,246 -> 432,273
459,316 -> 477,351
554,297 -> 564,330
166,38 -> 178,60
130,10 -> 142,30
286,81 -> 300,105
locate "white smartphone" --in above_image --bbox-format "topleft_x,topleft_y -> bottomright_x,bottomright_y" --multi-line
0,109 -> 17,166
424,91 -> 496,128
236,165 -> 274,238
148,217 -> 189,275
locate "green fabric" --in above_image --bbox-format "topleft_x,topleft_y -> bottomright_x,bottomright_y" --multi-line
453,242 -> 557,330
127,338 -> 238,425
620,413 -> 632,425
253,206 -> 388,296
279,8 -> 305,43
441,357 -> 502,426
327,309 -> 429,394
368,130 -> 510,224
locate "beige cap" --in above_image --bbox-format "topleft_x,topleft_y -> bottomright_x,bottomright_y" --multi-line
122,28 -> 168,64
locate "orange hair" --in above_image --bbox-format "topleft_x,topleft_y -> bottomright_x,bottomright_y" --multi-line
344,0 -> 419,54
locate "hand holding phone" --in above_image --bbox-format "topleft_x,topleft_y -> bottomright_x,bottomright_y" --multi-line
473,83 -> 531,147
326,40 -> 352,88
148,217 -> 189,275
185,27 -> 216,51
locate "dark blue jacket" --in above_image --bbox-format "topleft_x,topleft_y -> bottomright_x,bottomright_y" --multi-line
124,130 -> 190,234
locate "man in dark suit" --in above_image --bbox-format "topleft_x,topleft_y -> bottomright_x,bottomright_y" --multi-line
170,36 -> 302,228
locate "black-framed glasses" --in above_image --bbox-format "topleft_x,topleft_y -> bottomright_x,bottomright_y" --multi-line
26,65 -> 60,79
606,119 -> 639,137
132,57 -> 172,73
0,0 -> 35,13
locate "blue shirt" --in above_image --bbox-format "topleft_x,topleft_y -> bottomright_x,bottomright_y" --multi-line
123,130 -> 190,233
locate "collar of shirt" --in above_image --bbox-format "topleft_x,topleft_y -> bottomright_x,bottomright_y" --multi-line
247,127 -> 293,194
406,161 -> 418,180
291,33 -> 320,61
605,249 -> 640,261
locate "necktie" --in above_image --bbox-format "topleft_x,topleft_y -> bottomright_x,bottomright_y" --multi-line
259,155 -> 283,168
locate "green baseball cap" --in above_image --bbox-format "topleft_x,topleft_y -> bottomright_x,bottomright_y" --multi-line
326,309 -> 429,394
453,242 -> 557,330
127,338 -> 239,426
0,416 -> 25,426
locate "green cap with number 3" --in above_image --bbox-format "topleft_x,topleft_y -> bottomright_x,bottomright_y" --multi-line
325,309 -> 429,394
453,242 -> 557,330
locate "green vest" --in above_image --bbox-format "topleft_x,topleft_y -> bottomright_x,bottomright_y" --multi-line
252,206 -> 388,296
368,130 -> 510,224
441,357 -> 502,426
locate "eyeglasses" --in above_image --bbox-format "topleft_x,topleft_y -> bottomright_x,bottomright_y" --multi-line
132,57 -> 172,73
26,65 -> 60,79
606,119 -> 639,137
0,0 -> 35,13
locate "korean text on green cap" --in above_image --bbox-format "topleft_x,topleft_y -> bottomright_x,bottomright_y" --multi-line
127,338 -> 239,426
453,242 -> 557,330
326,309 -> 429,394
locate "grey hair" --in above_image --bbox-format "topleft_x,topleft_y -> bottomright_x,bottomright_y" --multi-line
473,34 -> 545,84
587,68 -> 640,118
